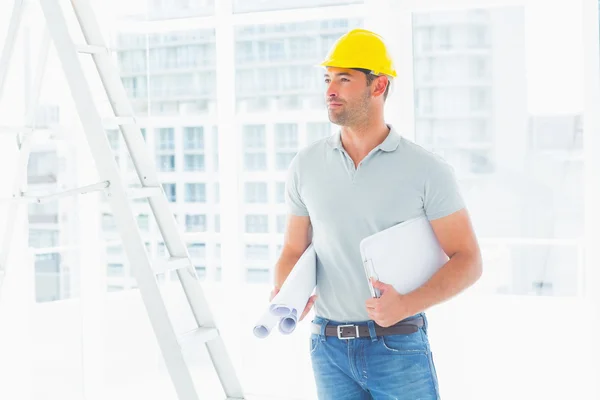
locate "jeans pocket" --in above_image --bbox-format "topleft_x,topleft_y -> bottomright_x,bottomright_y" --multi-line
309,334 -> 320,355
428,352 -> 440,396
380,333 -> 428,355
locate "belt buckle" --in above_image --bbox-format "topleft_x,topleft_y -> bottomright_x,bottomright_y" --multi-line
337,324 -> 359,340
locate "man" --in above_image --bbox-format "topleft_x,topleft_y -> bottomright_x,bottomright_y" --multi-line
271,28 -> 482,399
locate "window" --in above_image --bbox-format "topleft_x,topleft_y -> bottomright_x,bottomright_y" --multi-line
162,183 -> 176,202
29,230 -> 59,248
157,155 -> 175,172
137,214 -> 149,231
276,182 -> 286,203
275,124 -> 297,170
276,215 -> 286,234
107,263 -> 123,277
106,129 -> 120,151
245,244 -> 270,260
156,128 -> 175,150
245,215 -> 268,233
214,214 -> 220,233
184,154 -> 205,171
184,127 -> 204,150
156,127 -> 176,171
102,213 -> 117,231
185,214 -> 207,232
274,123 -> 298,148
187,243 -> 206,258
185,183 -> 206,202
307,122 -> 331,144
244,153 -> 267,171
245,182 -> 268,203
243,125 -> 267,171
276,153 -> 296,170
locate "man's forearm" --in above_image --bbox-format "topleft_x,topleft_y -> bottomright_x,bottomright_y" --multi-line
404,251 -> 482,316
273,251 -> 303,289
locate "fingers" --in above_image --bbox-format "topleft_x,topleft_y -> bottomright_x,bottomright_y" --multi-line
299,295 -> 317,321
269,287 -> 280,302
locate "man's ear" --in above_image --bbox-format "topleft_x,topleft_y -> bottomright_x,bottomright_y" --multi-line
372,75 -> 389,98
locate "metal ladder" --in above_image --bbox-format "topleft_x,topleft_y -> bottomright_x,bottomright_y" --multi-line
0,1 -> 244,399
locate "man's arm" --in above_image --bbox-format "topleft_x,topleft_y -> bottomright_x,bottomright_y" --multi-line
273,214 -> 312,291
271,214 -> 316,320
403,208 -> 482,314
367,208 -> 482,326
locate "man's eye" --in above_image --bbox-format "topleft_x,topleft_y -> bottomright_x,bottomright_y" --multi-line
324,79 -> 331,84
341,78 -> 350,82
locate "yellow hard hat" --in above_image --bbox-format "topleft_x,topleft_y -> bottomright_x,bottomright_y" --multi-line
320,28 -> 397,78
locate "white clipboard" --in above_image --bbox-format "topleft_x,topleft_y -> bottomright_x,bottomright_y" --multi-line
359,216 -> 448,298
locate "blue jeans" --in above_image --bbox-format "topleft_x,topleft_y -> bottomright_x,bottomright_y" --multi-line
310,313 -> 440,399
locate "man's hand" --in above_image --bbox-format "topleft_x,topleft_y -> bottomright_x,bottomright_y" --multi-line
269,287 -> 280,302
270,287 -> 317,322
299,294 -> 318,321
365,278 -> 412,327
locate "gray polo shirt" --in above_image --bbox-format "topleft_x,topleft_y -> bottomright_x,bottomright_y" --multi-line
285,125 -> 465,322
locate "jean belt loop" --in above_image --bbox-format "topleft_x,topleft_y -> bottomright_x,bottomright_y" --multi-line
367,320 -> 378,342
422,312 -> 428,334
319,318 -> 329,342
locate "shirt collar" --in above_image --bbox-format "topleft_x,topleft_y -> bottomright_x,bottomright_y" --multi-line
326,125 -> 402,153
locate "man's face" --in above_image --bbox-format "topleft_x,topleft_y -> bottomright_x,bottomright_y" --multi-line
324,67 -> 372,126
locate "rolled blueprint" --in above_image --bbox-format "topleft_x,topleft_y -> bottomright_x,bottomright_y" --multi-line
254,244 -> 317,338
253,309 -> 282,338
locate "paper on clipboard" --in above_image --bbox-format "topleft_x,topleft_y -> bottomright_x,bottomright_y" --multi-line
359,216 -> 448,297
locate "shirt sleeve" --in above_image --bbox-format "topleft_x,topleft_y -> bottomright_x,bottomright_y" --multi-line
285,154 -> 309,217
423,158 -> 465,221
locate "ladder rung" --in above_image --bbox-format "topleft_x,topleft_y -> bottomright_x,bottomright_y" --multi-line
178,327 -> 219,347
76,44 -> 108,54
0,125 -> 33,134
1,181 -> 110,204
103,116 -> 136,126
128,187 -> 162,200
154,257 -> 191,274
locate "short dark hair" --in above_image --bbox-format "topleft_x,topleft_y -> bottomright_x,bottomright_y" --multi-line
353,68 -> 390,100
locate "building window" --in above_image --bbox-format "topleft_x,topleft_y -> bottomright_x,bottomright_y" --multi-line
245,182 -> 268,203
245,244 -> 270,261
137,214 -> 149,231
29,230 -> 59,248
156,127 -> 175,150
185,214 -> 207,232
276,182 -> 285,203
107,263 -> 123,277
243,125 -> 267,171
183,127 -> 204,149
162,183 -> 176,202
275,123 -> 298,170
306,122 -> 330,144
102,213 -> 117,231
156,127 -> 176,171
185,183 -> 206,202
245,215 -> 268,233
276,214 -> 286,234
157,155 -> 175,172
187,243 -> 206,258
184,154 -> 205,171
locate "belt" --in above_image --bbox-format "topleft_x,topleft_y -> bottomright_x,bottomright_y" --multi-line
310,316 -> 424,340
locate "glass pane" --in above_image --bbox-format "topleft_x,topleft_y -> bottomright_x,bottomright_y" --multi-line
411,6 -> 584,298
234,0 -> 362,14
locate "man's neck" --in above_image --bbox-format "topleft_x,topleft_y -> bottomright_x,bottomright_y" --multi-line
340,120 -> 390,166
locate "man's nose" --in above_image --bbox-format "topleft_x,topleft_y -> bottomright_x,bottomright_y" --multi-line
326,82 -> 338,98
